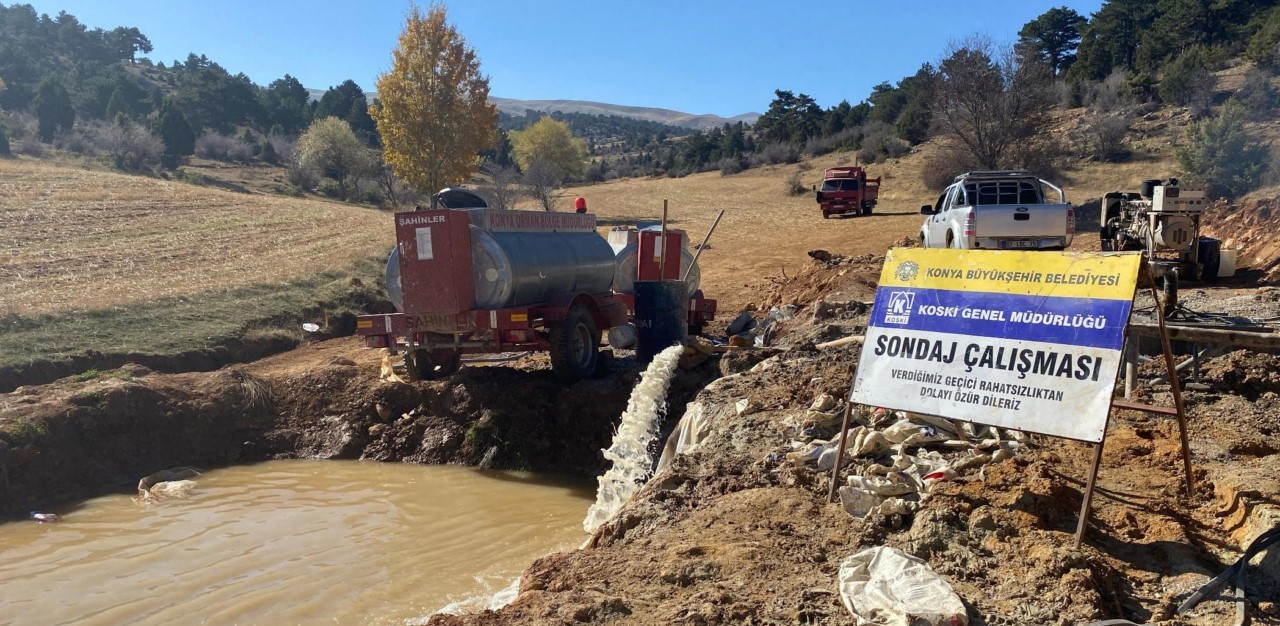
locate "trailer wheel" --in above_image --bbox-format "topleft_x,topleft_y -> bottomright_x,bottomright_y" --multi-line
550,305 -> 599,384
404,349 -> 460,381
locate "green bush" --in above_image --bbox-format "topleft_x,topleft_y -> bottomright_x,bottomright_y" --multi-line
1157,48 -> 1215,114
784,171 -> 806,196
1234,67 -> 1279,120
318,178 -> 344,199
1176,101 -> 1268,198
1245,6 -> 1280,67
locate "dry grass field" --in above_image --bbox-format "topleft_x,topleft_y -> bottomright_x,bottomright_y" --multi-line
565,138 -> 1178,312
0,159 -> 395,316
0,110 -> 1195,382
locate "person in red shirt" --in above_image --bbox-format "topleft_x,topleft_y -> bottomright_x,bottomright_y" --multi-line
574,197 -> 587,214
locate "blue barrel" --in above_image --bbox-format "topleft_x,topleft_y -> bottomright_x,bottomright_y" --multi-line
634,280 -> 688,364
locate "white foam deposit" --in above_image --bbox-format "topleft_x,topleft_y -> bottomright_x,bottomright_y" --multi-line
582,345 -> 684,534
430,576 -> 520,618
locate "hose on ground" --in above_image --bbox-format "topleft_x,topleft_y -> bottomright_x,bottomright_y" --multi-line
1081,523 -> 1280,626
1177,523 -> 1280,626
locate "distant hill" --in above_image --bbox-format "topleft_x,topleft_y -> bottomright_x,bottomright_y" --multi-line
491,97 -> 760,130
303,91 -> 756,131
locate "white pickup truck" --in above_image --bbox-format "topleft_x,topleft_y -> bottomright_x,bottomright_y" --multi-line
919,171 -> 1074,250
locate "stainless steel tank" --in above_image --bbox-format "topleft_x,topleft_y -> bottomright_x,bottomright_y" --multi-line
384,224 -> 616,311
470,226 -> 616,309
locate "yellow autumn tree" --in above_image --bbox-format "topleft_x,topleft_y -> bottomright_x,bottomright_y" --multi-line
509,117 -> 587,182
372,4 -> 497,194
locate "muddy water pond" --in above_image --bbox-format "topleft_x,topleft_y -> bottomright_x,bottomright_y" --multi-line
0,460 -> 593,625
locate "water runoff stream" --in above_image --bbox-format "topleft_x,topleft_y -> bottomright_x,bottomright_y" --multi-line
0,346 -> 686,625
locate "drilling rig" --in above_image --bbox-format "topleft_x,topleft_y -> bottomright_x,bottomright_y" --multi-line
1100,178 -> 1220,316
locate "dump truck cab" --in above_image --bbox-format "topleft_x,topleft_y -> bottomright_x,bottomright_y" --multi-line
816,166 -> 880,218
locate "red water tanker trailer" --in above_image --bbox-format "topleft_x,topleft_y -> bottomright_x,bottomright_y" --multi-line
816,166 -> 880,218
355,192 -> 715,383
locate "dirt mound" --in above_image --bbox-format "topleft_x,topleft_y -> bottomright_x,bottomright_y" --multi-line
757,250 -> 884,310
432,300 -> 1280,625
1199,350 -> 1280,398
1204,195 -> 1280,281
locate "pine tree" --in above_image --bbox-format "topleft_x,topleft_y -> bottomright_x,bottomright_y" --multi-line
1017,7 -> 1087,75
260,138 -> 278,164
0,126 -> 10,157
156,100 -> 195,165
34,79 -> 75,141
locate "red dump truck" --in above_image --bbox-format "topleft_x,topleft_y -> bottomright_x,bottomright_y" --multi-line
816,166 -> 881,218
355,189 -> 716,383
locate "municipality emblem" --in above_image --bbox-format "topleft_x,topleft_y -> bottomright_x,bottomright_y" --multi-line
894,261 -> 919,282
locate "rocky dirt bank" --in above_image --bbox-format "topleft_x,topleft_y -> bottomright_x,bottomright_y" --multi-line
430,252 -> 1280,626
0,338 -> 716,513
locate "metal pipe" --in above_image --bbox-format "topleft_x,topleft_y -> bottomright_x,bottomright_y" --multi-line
1175,346 -> 1223,373
1128,322 -> 1280,349
1124,338 -> 1136,400
461,352 -> 533,363
684,209 -> 725,282
658,199 -> 669,280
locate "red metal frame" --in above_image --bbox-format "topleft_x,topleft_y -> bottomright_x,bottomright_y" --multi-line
636,231 -> 683,282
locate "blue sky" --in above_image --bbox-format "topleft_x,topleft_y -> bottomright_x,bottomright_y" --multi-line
23,0 -> 1104,116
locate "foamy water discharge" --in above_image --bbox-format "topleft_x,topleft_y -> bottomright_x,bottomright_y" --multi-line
583,345 -> 684,533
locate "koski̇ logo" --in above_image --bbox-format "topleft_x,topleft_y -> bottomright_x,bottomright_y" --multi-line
884,291 -> 915,324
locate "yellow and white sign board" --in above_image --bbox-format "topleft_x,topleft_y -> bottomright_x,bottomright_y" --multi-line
851,249 -> 1142,442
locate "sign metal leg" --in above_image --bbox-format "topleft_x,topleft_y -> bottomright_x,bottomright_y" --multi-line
826,399 -> 855,504
1074,437 -> 1106,550
1150,279 -> 1196,499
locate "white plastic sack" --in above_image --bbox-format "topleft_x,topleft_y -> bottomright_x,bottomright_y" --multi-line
656,402 -> 709,473
839,486 -> 886,518
838,546 -> 968,626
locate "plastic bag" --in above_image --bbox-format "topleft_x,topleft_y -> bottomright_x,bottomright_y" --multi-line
838,546 -> 968,626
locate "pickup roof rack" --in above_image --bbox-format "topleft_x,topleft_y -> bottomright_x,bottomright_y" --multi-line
954,170 -> 1034,181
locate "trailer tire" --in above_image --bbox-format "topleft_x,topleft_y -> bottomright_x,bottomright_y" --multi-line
550,305 -> 599,384
405,349 -> 460,381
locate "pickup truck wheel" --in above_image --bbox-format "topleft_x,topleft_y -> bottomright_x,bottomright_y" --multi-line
947,231 -> 960,249
405,349 -> 460,381
550,305 -> 600,384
